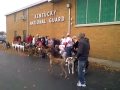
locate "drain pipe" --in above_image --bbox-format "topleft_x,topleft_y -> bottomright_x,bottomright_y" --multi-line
66,1 -> 71,35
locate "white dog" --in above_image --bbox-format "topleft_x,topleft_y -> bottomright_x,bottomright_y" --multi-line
66,57 -> 76,74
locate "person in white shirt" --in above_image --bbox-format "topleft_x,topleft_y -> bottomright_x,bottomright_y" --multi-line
60,36 -> 66,45
32,36 -> 36,46
65,33 -> 73,57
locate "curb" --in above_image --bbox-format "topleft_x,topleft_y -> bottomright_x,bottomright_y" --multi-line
89,57 -> 120,72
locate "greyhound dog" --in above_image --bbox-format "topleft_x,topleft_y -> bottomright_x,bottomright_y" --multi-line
46,48 -> 67,78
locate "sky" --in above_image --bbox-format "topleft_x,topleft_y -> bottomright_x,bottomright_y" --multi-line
0,0 -> 47,32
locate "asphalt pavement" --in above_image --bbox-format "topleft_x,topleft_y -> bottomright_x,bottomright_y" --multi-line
0,50 -> 120,90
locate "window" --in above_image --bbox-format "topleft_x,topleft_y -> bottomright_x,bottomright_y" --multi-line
100,0 -> 115,22
14,13 -> 17,22
76,0 -> 87,24
76,0 -> 120,26
87,0 -> 100,23
116,0 -> 120,21
23,9 -> 27,16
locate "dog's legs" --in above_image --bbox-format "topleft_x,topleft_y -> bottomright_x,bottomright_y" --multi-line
60,64 -> 64,76
68,63 -> 71,74
60,62 -> 67,78
48,64 -> 52,73
72,62 -> 74,74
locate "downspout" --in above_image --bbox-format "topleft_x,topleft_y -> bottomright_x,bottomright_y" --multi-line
67,0 -> 72,35
68,6 -> 71,34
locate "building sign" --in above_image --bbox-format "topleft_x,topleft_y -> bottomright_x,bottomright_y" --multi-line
30,10 -> 65,25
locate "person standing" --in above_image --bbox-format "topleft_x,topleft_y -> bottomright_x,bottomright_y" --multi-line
76,33 -> 90,87
72,36 -> 79,72
32,36 -> 36,46
65,33 -> 73,57
84,37 -> 90,74
72,36 -> 79,55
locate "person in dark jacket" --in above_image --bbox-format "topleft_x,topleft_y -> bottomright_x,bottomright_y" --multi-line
84,37 -> 90,73
76,33 -> 90,87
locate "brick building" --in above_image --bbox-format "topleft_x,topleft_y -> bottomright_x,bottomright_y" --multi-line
6,0 -> 120,61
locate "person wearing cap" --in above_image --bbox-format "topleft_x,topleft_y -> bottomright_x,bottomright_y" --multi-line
76,33 -> 90,87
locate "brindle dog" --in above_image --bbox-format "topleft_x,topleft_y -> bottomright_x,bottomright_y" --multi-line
46,48 -> 67,78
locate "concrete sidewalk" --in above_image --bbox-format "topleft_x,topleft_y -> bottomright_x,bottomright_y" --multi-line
89,57 -> 120,71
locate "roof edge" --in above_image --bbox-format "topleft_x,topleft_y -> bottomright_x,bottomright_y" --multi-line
5,0 -> 48,16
